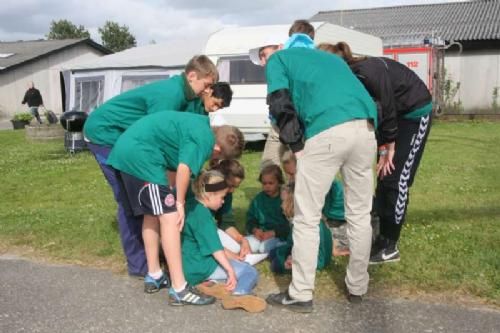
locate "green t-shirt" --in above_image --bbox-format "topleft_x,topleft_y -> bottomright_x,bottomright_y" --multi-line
84,74 -> 198,146
213,193 -> 236,231
246,191 -> 290,240
403,102 -> 433,120
185,98 -> 208,116
265,48 -> 378,140
272,220 -> 333,273
322,179 -> 345,221
106,111 -> 214,185
182,197 -> 223,285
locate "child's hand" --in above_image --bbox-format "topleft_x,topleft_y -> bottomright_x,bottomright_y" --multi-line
225,269 -> 237,292
284,255 -> 293,270
262,230 -> 275,240
224,249 -> 240,261
253,228 -> 264,241
238,238 -> 251,259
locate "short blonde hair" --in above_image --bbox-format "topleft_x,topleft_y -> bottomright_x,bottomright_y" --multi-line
185,55 -> 219,81
213,125 -> 245,160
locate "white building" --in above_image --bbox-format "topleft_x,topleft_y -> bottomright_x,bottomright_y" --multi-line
0,39 -> 110,119
311,0 -> 500,113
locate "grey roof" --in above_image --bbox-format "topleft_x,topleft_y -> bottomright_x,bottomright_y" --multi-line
0,39 -> 111,72
311,0 -> 500,46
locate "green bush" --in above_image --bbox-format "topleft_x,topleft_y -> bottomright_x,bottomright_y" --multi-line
12,112 -> 34,122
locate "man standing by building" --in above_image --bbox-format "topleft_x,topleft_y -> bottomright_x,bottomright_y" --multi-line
22,82 -> 44,124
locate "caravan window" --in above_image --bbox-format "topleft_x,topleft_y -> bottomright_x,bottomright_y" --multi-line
121,74 -> 169,93
217,57 -> 266,84
74,76 -> 104,113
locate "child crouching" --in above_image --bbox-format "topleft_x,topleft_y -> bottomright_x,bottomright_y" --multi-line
182,170 -> 259,295
270,182 -> 333,273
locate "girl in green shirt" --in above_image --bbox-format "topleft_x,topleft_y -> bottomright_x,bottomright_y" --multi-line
245,165 -> 290,253
182,170 -> 259,295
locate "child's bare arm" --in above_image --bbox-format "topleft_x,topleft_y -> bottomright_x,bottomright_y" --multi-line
175,163 -> 191,231
213,250 -> 237,291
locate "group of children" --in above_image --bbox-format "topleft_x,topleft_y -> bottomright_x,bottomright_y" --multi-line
83,48 -> 351,311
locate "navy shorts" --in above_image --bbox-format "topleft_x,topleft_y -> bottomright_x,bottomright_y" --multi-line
138,183 -> 177,216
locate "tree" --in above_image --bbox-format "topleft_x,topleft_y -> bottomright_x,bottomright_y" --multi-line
98,21 -> 136,52
47,19 -> 90,40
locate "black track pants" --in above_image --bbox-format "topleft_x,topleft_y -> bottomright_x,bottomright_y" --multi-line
376,115 -> 432,242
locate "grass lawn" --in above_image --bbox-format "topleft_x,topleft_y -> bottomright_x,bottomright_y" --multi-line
0,121 -> 499,306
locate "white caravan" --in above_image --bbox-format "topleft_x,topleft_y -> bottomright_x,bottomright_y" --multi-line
204,22 -> 383,140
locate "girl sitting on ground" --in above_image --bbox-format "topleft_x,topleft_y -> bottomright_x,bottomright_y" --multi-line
209,159 -> 252,262
269,182 -> 333,273
182,170 -> 259,295
245,164 -> 290,253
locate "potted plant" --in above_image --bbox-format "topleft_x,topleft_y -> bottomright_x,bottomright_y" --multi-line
11,112 -> 34,130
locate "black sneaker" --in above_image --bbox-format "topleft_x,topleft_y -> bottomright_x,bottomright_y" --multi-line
370,236 -> 387,256
144,272 -> 170,293
347,293 -> 363,304
369,241 -> 400,264
168,285 -> 216,306
266,291 -> 313,313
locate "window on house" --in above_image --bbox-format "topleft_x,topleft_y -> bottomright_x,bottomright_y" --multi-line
121,74 -> 169,93
74,76 -> 104,113
217,57 -> 266,84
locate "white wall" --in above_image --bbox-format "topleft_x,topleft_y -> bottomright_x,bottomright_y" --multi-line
444,50 -> 500,111
0,44 -> 104,118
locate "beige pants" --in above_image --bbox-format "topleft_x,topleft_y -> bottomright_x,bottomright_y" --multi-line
289,119 -> 377,301
260,125 -> 287,169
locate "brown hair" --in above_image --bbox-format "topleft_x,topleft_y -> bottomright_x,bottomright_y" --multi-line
281,181 -> 295,219
184,55 -> 219,81
191,170 -> 226,199
209,159 -> 245,180
317,41 -> 366,64
289,19 -> 315,40
213,125 -> 245,160
259,164 -> 285,185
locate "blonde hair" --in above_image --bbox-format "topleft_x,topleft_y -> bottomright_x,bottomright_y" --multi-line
281,182 -> 295,219
317,42 -> 366,64
280,149 -> 296,165
184,55 -> 219,81
213,125 -> 245,160
191,170 -> 226,200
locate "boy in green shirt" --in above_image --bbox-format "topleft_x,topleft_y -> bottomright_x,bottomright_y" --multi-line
83,56 -> 218,278
107,111 -> 245,305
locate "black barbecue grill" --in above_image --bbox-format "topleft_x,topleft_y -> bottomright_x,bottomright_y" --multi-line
60,110 -> 88,153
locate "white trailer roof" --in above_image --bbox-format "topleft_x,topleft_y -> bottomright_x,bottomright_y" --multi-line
69,37 -> 206,71
205,22 -> 382,57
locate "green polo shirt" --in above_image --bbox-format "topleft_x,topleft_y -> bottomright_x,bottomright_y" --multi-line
322,179 -> 345,221
106,111 -> 214,185
182,197 -> 224,285
265,48 -> 377,140
246,191 -> 290,240
84,74 -> 198,146
272,220 -> 332,273
185,98 -> 208,116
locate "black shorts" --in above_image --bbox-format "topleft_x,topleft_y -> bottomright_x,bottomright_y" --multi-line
138,183 -> 177,216
116,171 -> 146,217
